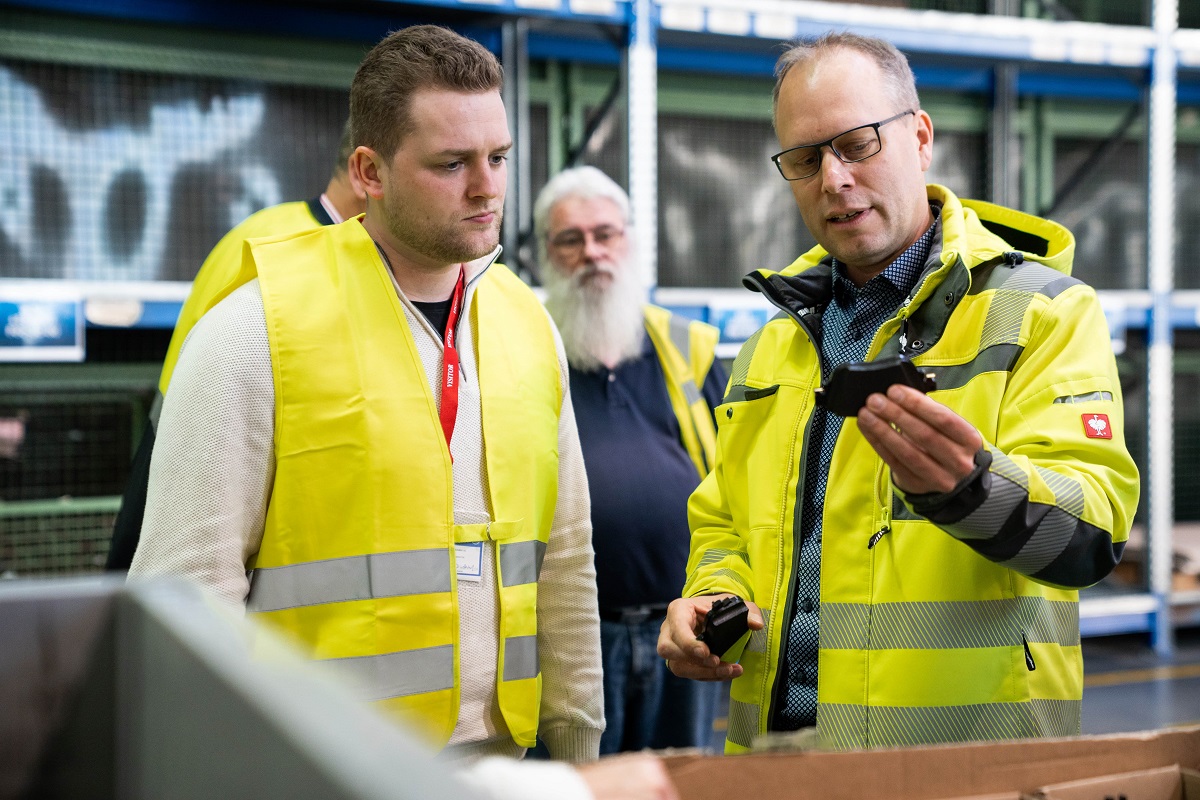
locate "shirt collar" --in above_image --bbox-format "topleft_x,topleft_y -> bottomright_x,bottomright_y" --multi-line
831,212 -> 938,302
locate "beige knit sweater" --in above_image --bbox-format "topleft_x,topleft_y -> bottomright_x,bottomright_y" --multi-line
130,250 -> 604,766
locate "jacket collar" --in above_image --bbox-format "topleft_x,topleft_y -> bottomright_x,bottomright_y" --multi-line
743,184 -> 1075,316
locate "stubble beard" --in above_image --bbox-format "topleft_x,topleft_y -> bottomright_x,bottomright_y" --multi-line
383,192 -> 503,267
544,257 -> 647,372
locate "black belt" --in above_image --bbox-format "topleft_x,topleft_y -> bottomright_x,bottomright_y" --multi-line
599,604 -> 669,624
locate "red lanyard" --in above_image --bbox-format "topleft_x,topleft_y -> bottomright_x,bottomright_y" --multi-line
439,267 -> 467,457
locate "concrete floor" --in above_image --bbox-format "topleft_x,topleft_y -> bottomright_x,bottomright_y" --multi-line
1081,627 -> 1200,734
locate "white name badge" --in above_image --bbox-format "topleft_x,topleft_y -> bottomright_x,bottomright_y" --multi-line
455,542 -> 484,582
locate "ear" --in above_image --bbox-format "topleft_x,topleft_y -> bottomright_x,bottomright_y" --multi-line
915,110 -> 934,172
348,145 -> 386,201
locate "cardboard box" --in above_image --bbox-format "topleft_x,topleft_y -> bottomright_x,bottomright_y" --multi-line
1028,763 -> 1200,800
662,727 -> 1200,800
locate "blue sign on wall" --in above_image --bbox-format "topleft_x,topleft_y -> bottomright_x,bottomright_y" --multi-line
0,299 -> 84,362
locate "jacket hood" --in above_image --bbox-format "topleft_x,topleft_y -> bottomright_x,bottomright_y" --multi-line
750,184 -> 1075,283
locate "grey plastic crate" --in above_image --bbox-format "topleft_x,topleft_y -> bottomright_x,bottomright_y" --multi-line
0,577 -> 471,800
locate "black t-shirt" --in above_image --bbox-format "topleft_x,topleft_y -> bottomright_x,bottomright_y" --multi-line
412,298 -> 453,338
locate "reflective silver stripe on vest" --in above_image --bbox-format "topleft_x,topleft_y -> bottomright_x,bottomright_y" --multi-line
816,701 -> 867,749
503,635 -> 539,681
697,547 -> 750,569
1035,465 -> 1086,518
978,263 -> 1076,350
927,343 -> 1023,393
499,540 -> 546,587
818,699 -> 1080,749
727,327 -> 765,392
745,608 -> 770,654
948,448 -> 1089,578
990,446 -> 1030,489
726,698 -> 761,749
820,597 -> 1079,650
668,314 -> 692,363
682,379 -> 702,406
941,453 -> 1030,542
324,644 -> 455,702
246,549 -> 452,613
1053,390 -> 1113,404
710,568 -> 754,600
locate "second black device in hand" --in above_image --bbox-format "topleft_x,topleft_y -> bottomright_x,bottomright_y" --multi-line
697,596 -> 750,658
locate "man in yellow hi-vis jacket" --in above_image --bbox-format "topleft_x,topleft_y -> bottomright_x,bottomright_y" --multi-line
658,31 -> 1139,753
127,27 -> 677,799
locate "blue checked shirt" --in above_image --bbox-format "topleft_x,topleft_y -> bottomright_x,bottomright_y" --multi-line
775,218 -> 937,730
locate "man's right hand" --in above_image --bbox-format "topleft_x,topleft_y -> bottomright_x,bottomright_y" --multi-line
657,594 -> 764,681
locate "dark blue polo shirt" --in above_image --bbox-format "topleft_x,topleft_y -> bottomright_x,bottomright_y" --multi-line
570,332 -> 727,613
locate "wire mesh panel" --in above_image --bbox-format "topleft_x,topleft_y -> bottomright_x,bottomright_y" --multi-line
580,101 -> 627,193
1049,129 -> 1148,290
657,113 -> 808,288
0,396 -> 143,502
0,392 -> 148,575
0,505 -> 116,577
1173,332 -> 1200,523
927,130 -> 987,202
1054,0 -> 1146,25
1176,138 -> 1200,289
0,58 -> 348,282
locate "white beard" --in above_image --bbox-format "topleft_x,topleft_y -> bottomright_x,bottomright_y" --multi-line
544,259 -> 647,372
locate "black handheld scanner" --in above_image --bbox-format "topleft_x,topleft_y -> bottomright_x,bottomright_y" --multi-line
813,355 -> 936,417
696,596 -> 751,660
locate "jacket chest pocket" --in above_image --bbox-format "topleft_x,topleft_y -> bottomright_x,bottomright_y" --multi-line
715,385 -> 797,531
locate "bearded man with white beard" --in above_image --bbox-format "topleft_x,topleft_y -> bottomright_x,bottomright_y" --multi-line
535,166 -> 728,754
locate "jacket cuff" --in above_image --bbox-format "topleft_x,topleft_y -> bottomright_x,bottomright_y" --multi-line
901,447 -> 992,524
541,725 -> 602,764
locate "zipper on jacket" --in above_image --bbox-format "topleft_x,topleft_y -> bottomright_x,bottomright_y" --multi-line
869,461 -> 893,550
765,362 -> 820,734
867,527 -> 890,549
1023,636 -> 1037,671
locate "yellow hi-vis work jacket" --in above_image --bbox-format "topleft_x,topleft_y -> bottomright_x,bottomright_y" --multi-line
644,304 -> 721,479
159,199 -> 324,395
236,219 -> 561,749
686,185 -> 1140,753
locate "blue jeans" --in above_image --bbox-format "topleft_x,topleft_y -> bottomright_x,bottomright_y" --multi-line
599,616 -> 721,754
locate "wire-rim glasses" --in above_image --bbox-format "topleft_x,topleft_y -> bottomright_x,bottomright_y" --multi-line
771,110 -> 916,181
547,225 -> 626,259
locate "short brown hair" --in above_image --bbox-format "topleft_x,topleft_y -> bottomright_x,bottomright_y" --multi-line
350,25 -> 503,160
331,118 -> 354,177
772,32 -> 919,129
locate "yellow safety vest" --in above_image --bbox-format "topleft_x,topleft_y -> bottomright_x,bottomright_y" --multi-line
241,219 -> 561,750
159,200 -> 322,395
643,305 -> 720,478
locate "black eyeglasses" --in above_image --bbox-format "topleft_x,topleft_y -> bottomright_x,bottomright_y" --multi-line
771,110 -> 916,181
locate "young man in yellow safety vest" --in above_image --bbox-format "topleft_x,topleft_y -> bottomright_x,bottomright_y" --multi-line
130,28 -> 640,792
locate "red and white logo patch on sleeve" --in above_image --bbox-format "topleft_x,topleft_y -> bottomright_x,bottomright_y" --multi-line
1083,413 -> 1113,440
